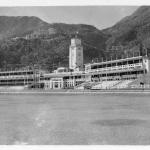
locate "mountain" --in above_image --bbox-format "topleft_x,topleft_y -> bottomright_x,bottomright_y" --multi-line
103,6 -> 150,54
0,17 -> 108,70
0,16 -> 50,40
1,6 -> 150,71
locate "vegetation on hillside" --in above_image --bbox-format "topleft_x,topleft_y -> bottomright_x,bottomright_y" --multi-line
103,6 -> 150,58
1,6 -> 150,71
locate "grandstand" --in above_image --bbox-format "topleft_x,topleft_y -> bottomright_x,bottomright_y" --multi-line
91,80 -> 119,90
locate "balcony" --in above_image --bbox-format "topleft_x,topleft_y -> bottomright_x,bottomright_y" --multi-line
86,63 -> 143,73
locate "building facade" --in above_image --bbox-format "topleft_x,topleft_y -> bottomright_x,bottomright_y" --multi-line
1,36 -> 150,90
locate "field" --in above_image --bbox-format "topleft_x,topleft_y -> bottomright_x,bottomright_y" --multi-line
0,93 -> 150,145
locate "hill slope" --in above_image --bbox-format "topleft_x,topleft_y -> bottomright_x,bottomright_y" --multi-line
2,6 -> 150,70
0,18 -> 108,70
0,16 -> 50,40
103,6 -> 150,52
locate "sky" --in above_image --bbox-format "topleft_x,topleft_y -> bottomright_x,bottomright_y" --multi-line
0,6 -> 139,29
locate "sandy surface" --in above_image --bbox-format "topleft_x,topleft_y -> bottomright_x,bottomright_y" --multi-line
0,93 -> 150,145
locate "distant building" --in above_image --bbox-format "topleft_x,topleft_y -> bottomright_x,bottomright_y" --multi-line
54,67 -> 69,74
69,36 -> 83,71
12,37 -> 22,40
25,28 -> 56,40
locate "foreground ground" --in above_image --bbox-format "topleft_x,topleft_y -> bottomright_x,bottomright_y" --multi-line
0,93 -> 150,144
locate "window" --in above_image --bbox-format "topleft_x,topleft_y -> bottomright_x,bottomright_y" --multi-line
78,52 -> 81,57
134,59 -> 139,63
111,63 -> 116,67
117,62 -> 122,66
128,60 -> 133,64
122,61 -> 127,65
98,65 -> 102,68
103,64 -> 106,68
107,64 -> 111,67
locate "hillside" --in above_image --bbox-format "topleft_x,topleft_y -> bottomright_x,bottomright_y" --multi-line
0,16 -> 50,40
0,18 -> 108,71
103,6 -> 150,54
1,6 -> 150,71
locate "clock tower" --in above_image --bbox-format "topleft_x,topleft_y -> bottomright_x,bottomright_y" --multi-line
69,35 -> 83,71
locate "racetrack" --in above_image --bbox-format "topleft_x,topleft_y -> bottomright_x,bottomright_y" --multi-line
0,93 -> 150,145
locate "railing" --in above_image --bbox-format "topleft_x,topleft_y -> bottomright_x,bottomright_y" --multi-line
0,74 -> 36,79
85,63 -> 143,73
